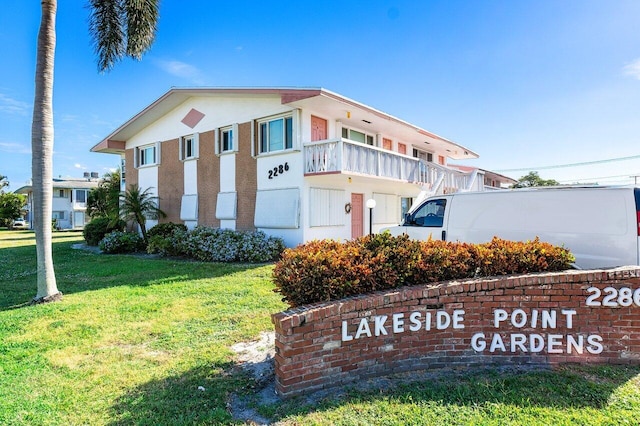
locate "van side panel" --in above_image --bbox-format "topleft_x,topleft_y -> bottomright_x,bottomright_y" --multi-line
635,188 -> 640,264
445,188 -> 637,270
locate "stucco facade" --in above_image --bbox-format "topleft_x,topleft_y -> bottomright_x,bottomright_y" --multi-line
92,87 -> 483,247
16,175 -> 100,230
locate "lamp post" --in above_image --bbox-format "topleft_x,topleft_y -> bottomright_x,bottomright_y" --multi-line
366,198 -> 376,236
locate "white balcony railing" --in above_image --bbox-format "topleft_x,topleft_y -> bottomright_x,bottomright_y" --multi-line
304,138 -> 482,194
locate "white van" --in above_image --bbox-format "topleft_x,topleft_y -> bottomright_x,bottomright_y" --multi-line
383,186 -> 640,270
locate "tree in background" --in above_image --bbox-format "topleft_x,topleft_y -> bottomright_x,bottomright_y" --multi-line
511,171 -> 560,188
0,193 -> 27,228
87,169 -> 121,221
30,0 -> 160,304
119,184 -> 166,244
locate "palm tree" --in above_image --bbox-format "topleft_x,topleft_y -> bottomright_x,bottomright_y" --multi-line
30,0 -> 159,303
119,184 -> 166,244
0,175 -> 8,193
87,169 -> 121,220
31,0 -> 60,303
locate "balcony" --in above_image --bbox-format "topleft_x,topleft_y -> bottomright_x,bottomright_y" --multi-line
304,138 -> 483,195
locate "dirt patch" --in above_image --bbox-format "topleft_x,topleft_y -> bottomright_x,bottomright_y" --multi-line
229,332 -> 279,425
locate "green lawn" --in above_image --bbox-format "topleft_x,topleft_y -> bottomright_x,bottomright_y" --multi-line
1,230 -> 639,425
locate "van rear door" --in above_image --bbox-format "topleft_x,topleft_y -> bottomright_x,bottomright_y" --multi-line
397,197 -> 450,241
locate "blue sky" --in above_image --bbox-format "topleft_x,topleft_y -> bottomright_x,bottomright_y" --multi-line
1,0 -> 640,192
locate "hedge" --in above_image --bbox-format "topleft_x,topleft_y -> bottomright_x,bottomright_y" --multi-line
272,233 -> 575,307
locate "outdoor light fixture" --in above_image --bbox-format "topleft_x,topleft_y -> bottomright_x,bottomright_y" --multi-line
366,198 -> 376,236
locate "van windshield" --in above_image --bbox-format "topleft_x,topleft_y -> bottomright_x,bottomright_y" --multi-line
407,199 -> 446,227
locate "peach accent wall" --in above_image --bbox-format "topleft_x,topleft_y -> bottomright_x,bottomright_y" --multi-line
235,122 -> 257,230
157,139 -> 183,223
197,130 -> 221,227
273,267 -> 640,398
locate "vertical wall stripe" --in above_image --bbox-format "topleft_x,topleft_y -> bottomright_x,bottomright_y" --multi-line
157,138 -> 183,223
197,130 -> 221,227
124,148 -> 138,190
236,122 -> 257,230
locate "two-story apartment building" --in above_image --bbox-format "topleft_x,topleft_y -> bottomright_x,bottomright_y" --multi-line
91,87 -> 483,247
16,173 -> 100,230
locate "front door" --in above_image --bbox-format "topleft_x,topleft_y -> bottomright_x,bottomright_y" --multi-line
74,211 -> 85,228
311,115 -> 327,142
351,193 -> 364,239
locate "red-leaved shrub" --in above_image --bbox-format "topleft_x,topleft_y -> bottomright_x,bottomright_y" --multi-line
272,234 -> 575,307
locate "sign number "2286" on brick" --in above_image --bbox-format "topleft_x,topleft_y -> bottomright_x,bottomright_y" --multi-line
586,286 -> 640,307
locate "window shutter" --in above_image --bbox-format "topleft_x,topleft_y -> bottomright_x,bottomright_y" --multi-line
179,137 -> 184,161
292,109 -> 301,150
214,128 -> 220,156
193,133 -> 200,158
156,141 -> 161,165
232,123 -> 239,152
251,120 -> 256,158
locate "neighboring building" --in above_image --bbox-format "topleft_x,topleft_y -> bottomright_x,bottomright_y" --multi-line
91,87 -> 483,247
16,173 -> 100,230
449,165 -> 517,189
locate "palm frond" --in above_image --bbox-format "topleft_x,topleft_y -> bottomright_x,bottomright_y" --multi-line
124,0 -> 159,60
88,0 -> 125,72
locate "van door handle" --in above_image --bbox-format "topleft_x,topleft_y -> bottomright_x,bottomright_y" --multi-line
441,230 -> 446,241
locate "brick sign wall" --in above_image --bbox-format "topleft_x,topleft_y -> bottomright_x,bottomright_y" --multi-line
272,267 -> 640,398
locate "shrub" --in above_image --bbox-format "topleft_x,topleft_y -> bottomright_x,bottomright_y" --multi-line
99,231 -> 146,254
146,227 -> 189,257
360,233 -> 423,291
148,226 -> 286,263
273,235 -> 575,307
147,222 -> 188,239
83,217 -> 125,246
475,237 -> 575,276
182,227 -> 284,263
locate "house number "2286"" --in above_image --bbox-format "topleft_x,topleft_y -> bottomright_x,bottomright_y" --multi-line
268,162 -> 290,179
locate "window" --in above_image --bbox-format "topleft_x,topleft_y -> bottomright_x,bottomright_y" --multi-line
342,127 -> 374,145
413,148 -> 433,162
401,197 -> 414,220
52,211 -> 65,220
75,190 -> 87,203
222,127 -> 233,152
259,115 -> 293,153
409,199 -> 446,227
216,124 -> 237,155
180,134 -> 198,160
55,189 -> 65,198
120,158 -> 126,190
136,143 -> 159,167
309,188 -> 345,227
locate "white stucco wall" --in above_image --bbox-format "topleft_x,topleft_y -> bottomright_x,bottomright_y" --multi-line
126,97 -> 292,149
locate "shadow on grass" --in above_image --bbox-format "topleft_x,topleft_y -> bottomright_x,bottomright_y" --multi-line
0,234 -> 266,311
104,362 -> 640,425
261,365 -> 640,423
106,361 -> 249,425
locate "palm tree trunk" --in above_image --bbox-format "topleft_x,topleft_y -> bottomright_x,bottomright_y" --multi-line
32,0 -> 61,303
